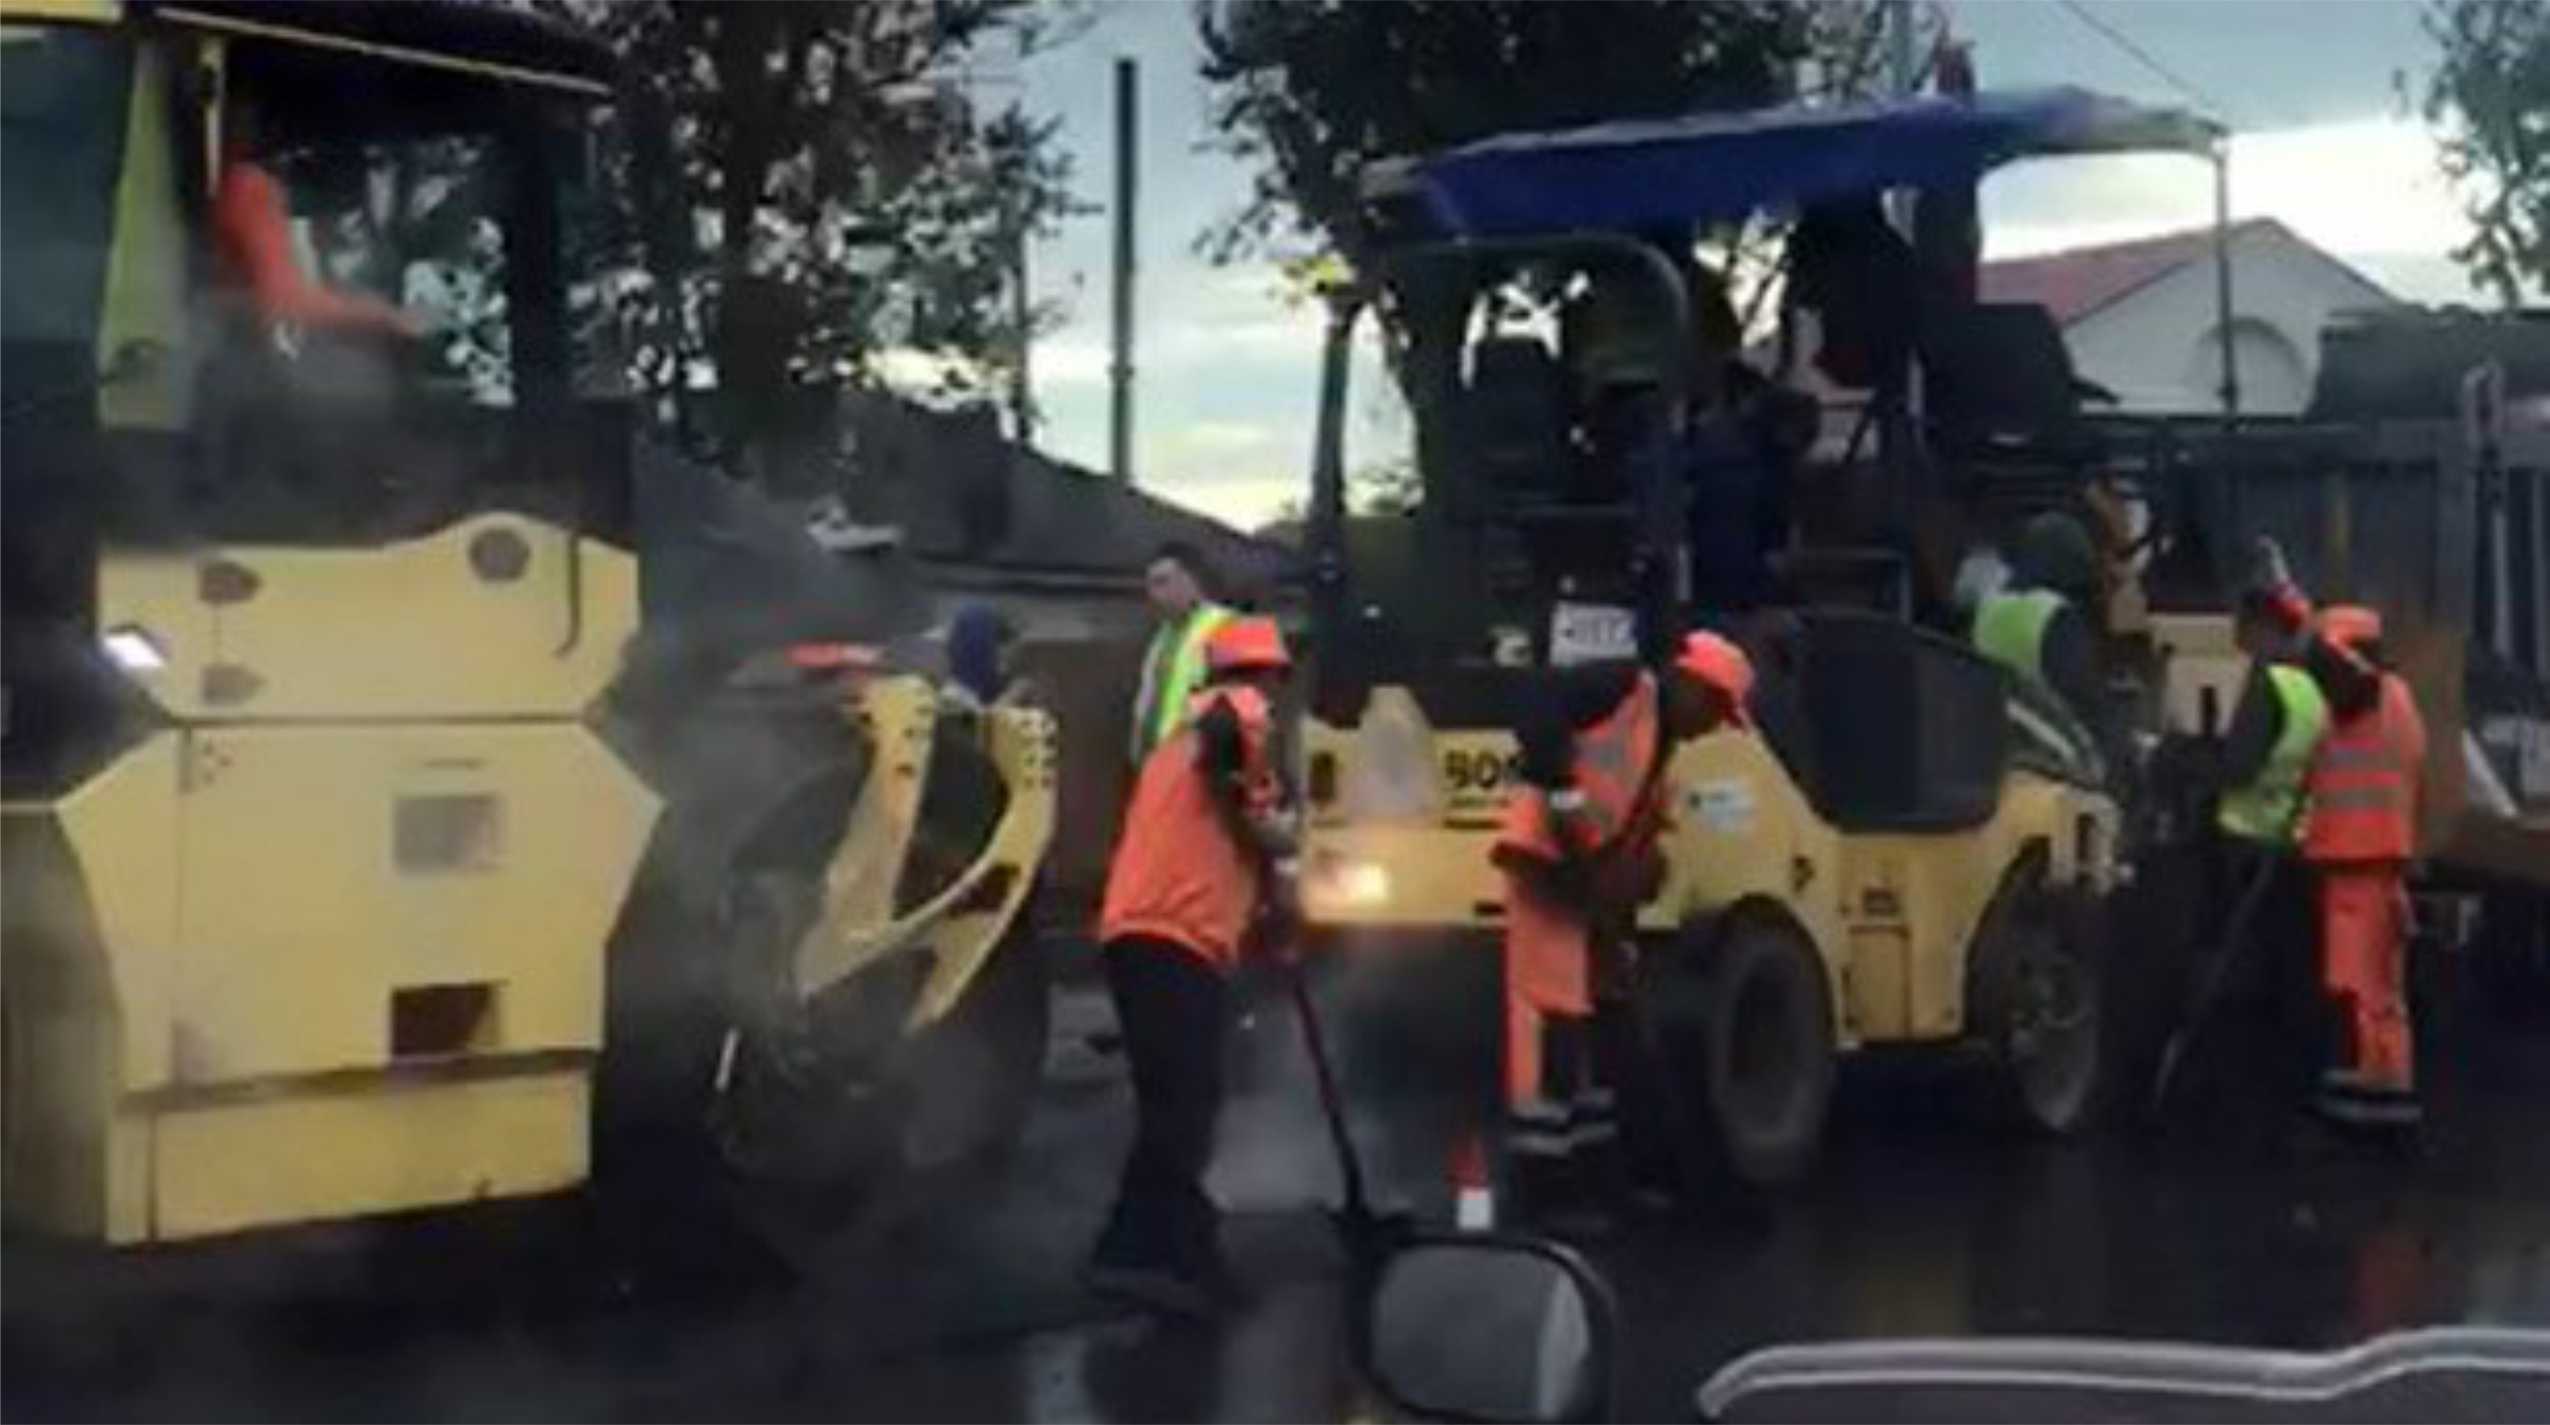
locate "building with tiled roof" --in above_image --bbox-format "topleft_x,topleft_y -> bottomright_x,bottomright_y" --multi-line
1980,218 -> 2399,415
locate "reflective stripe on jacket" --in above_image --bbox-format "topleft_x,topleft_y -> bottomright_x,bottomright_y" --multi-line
1496,791 -> 1592,1019
2219,663 -> 2330,844
1130,604 -> 1235,762
1100,683 -> 1272,973
2303,672 -> 2424,864
1491,671 -> 1665,1020
1550,670 -> 1665,859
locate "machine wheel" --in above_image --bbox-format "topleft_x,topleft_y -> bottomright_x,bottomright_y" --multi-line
896,916 -> 1051,1174
1970,867 -> 2106,1135
702,870 -> 906,1204
1655,916 -> 1837,1190
703,728 -> 1049,1200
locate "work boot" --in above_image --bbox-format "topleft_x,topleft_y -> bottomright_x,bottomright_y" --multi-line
1087,1197 -> 1225,1321
1081,1258 -> 1221,1322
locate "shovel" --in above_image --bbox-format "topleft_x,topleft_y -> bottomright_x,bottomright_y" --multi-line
2149,850 -> 2283,1114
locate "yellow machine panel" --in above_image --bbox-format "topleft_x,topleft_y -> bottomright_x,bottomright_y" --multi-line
148,1067 -> 590,1242
2149,613 -> 2247,737
97,515 -> 638,723
3,511 -> 661,1243
1649,731 -> 1843,940
4,717 -> 655,1243
169,722 -> 656,1083
1300,704 -> 1510,927
1298,681 -> 2117,1057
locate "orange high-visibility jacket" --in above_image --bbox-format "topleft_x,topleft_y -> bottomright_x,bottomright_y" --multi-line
2304,672 -> 2425,865
1099,684 -> 1276,973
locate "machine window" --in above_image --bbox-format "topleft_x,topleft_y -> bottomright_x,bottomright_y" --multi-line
0,27 -> 130,367
268,131 -> 517,408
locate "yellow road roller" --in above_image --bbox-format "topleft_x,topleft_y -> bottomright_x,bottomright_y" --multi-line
2,0 -> 1054,1243
1283,90 -> 2237,1187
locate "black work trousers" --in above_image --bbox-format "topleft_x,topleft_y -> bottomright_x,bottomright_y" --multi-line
2204,835 -> 2320,1108
1093,936 -> 1232,1278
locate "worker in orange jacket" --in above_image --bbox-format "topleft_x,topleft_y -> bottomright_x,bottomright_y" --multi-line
1492,632 -> 1756,1220
2302,604 -> 2428,1132
212,84 -> 425,339
1085,617 -> 1295,1318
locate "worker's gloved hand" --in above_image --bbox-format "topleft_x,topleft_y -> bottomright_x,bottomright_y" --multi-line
2245,536 -> 2311,634
2248,535 -> 2293,592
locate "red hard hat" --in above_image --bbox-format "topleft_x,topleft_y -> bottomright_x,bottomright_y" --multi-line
2317,604 -> 2384,651
1205,616 -> 1292,674
1675,631 -> 1754,727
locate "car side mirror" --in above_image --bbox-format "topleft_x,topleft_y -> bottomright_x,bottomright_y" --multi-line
1358,1234 -> 1616,1423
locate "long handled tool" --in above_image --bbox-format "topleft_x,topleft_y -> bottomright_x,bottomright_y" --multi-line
1281,952 -> 1376,1231
2149,851 -> 2282,1114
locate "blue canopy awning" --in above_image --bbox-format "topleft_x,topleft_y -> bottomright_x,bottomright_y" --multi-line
1369,86 -> 2224,240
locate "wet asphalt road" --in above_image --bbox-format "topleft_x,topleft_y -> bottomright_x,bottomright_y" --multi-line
7,955 -> 2549,1423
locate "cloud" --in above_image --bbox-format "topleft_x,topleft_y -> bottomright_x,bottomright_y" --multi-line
1032,336 -> 1112,390
1139,472 -> 1302,532
1165,419 -> 1280,457
1984,115 -> 2475,301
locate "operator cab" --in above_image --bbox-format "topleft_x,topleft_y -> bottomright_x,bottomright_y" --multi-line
187,34 -> 608,544
1,1 -> 619,793
1304,88 -> 2226,783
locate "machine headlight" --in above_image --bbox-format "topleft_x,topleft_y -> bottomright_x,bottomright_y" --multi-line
100,625 -> 167,673
1310,852 -> 1394,907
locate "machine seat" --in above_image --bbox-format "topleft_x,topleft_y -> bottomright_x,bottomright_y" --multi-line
1784,611 -> 2009,832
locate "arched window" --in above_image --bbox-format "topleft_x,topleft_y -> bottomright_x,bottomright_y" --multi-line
2183,318 -> 2310,415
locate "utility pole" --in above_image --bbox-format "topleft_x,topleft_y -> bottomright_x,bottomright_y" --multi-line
1009,227 -> 1034,443
1883,0 -> 1918,234
1007,23 -> 1034,445
1108,55 -> 1137,484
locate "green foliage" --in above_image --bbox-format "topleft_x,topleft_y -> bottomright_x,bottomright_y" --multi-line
1193,1 -> 1912,514
1192,0 -> 1810,270
544,0 -> 1085,465
2417,0 -> 2549,307
1350,454 -> 1421,515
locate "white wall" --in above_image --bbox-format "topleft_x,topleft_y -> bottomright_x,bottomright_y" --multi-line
2060,226 -> 2398,416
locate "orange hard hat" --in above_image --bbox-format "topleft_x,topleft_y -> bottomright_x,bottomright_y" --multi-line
2317,604 -> 2384,651
1675,631 -> 1754,727
1205,616 -> 1292,674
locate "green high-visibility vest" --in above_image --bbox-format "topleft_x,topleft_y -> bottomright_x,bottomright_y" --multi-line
1133,604 -> 1234,761
2217,663 -> 2330,844
1971,588 -> 2068,690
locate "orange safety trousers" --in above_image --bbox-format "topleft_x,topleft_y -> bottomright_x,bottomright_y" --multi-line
1501,866 -> 1592,1107
2318,864 -> 2415,1101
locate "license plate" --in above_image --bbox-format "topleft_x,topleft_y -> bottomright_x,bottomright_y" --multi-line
1550,602 -> 1636,666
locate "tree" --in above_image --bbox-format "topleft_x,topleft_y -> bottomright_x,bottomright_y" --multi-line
1195,1 -> 1921,511
548,0 -> 1084,472
1195,0 -> 1810,270
2417,0 -> 2549,307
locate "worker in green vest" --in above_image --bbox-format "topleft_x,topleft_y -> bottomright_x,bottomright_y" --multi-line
2215,590 -> 2331,848
1130,542 -> 1236,764
2193,545 -> 2335,1114
1970,511 -> 2110,772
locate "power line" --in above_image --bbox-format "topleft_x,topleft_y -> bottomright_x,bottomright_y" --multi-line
2057,0 -> 2230,122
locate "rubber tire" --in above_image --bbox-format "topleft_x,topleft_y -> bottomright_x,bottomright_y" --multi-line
700,870 -> 904,1221
1656,918 -> 1838,1191
896,918 -> 1051,1174
1970,869 -> 2107,1136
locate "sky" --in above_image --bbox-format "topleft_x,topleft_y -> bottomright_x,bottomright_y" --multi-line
1004,0 -> 2488,531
